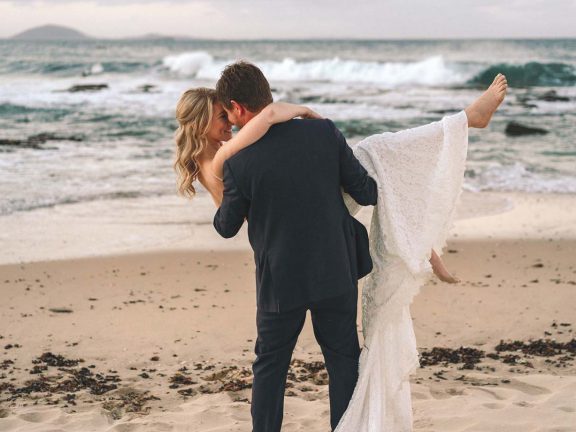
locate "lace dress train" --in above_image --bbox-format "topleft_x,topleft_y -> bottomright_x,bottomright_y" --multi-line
337,111 -> 469,431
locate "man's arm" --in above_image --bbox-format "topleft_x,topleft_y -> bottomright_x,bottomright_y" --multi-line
213,160 -> 250,238
328,119 -> 378,206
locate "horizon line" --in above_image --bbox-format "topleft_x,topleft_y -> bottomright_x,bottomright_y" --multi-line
3,35 -> 576,41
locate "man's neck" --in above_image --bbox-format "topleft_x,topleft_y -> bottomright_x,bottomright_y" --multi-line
240,109 -> 261,128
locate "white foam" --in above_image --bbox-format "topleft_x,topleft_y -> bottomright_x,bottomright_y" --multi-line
91,63 -> 104,75
466,162 -> 576,194
162,51 -> 220,77
160,51 -> 475,88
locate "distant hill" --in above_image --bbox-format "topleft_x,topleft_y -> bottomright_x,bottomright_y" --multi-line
12,25 -> 90,40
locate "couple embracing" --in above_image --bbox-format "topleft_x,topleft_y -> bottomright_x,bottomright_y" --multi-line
174,61 -> 507,431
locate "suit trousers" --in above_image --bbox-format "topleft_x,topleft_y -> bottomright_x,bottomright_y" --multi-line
251,286 -> 361,432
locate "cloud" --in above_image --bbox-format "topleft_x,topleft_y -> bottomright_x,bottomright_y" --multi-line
0,0 -> 574,39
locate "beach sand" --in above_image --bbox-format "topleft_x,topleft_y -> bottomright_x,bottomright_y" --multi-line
1,191 -> 575,431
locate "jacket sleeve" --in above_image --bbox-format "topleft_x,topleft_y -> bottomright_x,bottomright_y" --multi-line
328,119 -> 378,206
213,160 -> 250,238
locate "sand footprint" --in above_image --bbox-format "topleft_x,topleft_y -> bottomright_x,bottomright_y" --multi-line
557,406 -> 575,413
508,379 -> 551,396
482,402 -> 505,409
108,423 -> 143,432
17,409 -> 61,423
472,387 -> 506,401
411,390 -> 431,400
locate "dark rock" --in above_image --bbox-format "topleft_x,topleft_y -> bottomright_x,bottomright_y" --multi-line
505,121 -> 549,136
538,90 -> 569,102
66,84 -> 108,93
0,133 -> 82,150
137,84 -> 157,93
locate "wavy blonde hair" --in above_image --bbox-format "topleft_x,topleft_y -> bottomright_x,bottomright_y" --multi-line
173,87 -> 216,198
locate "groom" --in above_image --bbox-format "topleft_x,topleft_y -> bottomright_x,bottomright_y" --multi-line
213,61 -> 377,431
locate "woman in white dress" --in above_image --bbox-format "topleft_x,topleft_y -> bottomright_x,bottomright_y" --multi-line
174,73 -> 507,431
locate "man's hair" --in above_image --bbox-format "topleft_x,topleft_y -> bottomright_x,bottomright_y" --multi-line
216,61 -> 273,112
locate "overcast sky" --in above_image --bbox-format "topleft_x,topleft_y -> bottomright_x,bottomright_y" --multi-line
1,0 -> 575,39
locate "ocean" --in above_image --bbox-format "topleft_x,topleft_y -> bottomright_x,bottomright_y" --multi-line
0,39 -> 575,215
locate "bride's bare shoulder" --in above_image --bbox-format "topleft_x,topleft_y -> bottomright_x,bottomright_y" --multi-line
196,156 -> 212,182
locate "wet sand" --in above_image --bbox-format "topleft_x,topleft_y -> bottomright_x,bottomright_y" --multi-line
0,192 -> 575,431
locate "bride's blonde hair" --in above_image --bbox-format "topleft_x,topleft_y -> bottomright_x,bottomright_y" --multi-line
174,87 -> 216,197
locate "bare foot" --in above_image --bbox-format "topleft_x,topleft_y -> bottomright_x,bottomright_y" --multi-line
430,249 -> 460,284
465,73 -> 508,128
433,264 -> 461,284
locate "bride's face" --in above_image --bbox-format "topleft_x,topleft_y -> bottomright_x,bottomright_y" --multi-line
207,103 -> 233,143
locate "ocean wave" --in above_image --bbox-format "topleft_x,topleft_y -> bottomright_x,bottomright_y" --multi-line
161,51 -> 473,87
0,103 -> 72,120
161,51 -> 576,89
1,60 -> 151,76
0,190 -> 167,216
465,162 -> 576,193
469,62 -> 576,87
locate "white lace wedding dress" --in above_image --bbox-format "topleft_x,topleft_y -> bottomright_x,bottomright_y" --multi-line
338,111 -> 469,431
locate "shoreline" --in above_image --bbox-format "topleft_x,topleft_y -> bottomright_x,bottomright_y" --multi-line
1,190 -> 574,266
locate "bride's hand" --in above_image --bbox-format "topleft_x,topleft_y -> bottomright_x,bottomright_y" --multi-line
265,102 -> 322,123
300,107 -> 323,120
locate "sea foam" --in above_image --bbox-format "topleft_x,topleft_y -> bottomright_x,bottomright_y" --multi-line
161,51 -> 474,87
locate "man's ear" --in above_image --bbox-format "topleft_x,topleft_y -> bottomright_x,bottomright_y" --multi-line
230,100 -> 244,116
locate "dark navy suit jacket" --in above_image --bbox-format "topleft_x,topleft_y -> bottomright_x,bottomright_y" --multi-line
213,118 -> 377,312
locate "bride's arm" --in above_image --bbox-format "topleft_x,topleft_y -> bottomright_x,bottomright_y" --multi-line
211,102 -> 321,182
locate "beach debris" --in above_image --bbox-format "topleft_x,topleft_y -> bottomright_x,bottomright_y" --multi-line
0,359 -> 14,370
3,344 -> 21,350
495,338 -> 576,357
30,365 -> 49,374
177,387 -> 197,397
1,352 -> 120,406
49,307 -> 74,314
419,346 -> 485,370
101,387 -> 159,419
195,365 -> 252,394
168,372 -> 196,388
419,336 -> 575,373
505,121 -> 548,136
287,359 -> 328,385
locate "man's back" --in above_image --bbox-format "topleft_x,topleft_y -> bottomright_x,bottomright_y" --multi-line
214,118 -> 377,312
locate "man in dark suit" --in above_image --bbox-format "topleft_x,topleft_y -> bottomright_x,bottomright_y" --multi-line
213,61 -> 377,432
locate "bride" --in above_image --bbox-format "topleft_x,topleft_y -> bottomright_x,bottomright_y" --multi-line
174,73 -> 507,430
